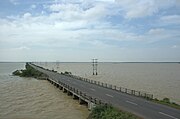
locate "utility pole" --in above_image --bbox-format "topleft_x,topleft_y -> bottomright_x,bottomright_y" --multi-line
56,60 -> 59,70
92,59 -> 98,75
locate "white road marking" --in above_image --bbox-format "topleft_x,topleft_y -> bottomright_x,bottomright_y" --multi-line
105,94 -> 114,98
159,112 -> 178,119
126,100 -> 138,106
90,88 -> 95,91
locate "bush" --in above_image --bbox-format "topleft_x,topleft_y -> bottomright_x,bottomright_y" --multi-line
12,70 -> 21,76
88,105 -> 139,119
154,98 -> 159,101
162,98 -> 170,103
12,63 -> 44,78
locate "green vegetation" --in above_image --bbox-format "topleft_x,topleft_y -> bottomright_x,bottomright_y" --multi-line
13,63 -> 44,78
152,98 -> 180,109
87,105 -> 140,119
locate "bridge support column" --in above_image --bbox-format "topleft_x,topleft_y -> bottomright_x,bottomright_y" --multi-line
59,86 -> 63,90
63,88 -> 67,93
79,98 -> 86,105
88,102 -> 96,110
67,91 -> 72,96
56,84 -> 59,88
54,83 -> 57,86
73,94 -> 79,100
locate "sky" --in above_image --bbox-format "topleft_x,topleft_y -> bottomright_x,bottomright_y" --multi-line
0,0 -> 180,62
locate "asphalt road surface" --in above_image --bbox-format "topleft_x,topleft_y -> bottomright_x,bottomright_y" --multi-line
30,63 -> 180,119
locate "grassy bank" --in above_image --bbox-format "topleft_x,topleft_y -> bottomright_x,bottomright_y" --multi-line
151,98 -> 180,109
12,63 -> 44,78
87,105 -> 140,119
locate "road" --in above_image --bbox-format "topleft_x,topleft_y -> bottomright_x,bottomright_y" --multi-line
30,63 -> 180,119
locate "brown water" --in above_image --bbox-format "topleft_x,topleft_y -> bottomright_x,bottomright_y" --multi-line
0,63 -> 89,119
40,62 -> 180,104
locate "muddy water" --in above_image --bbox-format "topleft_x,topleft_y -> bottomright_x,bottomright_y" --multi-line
0,63 -> 89,119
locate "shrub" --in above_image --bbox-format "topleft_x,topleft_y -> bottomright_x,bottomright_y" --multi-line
88,105 -> 139,119
12,63 -> 43,78
163,98 -> 170,103
12,70 -> 21,76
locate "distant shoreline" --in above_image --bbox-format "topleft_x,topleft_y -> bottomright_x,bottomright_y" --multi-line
0,61 -> 180,63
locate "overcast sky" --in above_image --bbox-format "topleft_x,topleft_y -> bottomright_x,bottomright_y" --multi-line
0,0 -> 180,62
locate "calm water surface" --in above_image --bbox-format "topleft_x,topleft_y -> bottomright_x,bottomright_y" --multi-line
0,63 -> 89,119
40,62 -> 180,104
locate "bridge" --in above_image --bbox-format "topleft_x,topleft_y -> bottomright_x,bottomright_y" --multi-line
29,63 -> 180,119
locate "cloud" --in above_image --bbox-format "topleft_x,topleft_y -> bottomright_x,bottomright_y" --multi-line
0,0 -> 180,61
141,28 -> 180,44
49,3 -> 80,12
16,46 -> 30,50
47,2 -> 108,22
159,15 -> 180,25
9,0 -> 19,5
147,28 -> 165,35
115,0 -> 176,19
171,45 -> 178,48
23,13 -> 32,19
31,4 -> 36,9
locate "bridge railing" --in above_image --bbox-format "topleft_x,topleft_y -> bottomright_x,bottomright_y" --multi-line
30,63 -> 153,100
63,74 -> 153,99
30,63 -> 107,105
53,78 -> 108,106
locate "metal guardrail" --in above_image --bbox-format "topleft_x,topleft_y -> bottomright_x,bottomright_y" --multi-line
29,63 -> 153,100
47,78 -> 108,106
29,63 -> 108,107
63,74 -> 153,99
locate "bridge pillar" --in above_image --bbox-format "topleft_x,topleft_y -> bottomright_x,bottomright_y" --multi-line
79,98 -> 86,105
59,86 -> 63,90
73,94 -> 79,100
67,91 -> 72,96
88,102 -> 96,110
54,83 -> 57,86
56,84 -> 59,88
63,88 -> 67,93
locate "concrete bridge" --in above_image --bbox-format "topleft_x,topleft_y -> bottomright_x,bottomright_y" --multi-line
29,63 -> 180,119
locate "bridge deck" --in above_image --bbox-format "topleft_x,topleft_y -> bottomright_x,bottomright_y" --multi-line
30,63 -> 180,119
